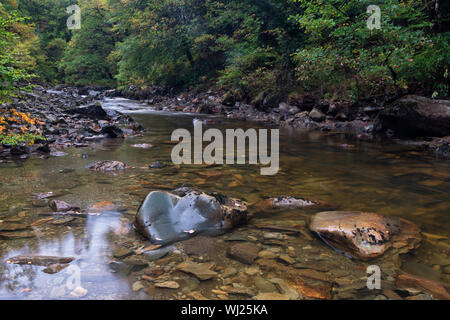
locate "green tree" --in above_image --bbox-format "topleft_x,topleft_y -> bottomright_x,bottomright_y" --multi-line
292,0 -> 449,101
60,0 -> 115,86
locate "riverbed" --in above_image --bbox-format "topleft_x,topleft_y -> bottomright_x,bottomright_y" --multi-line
0,97 -> 449,300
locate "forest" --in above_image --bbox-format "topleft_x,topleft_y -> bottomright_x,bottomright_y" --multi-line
1,0 -> 449,106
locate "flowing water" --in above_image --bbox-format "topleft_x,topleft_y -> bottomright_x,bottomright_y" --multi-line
0,97 -> 449,299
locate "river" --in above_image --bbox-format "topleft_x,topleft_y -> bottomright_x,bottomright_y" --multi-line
0,97 -> 449,299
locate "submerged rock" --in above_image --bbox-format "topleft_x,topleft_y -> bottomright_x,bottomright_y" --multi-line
86,160 -> 128,172
176,260 -> 218,280
135,189 -> 250,244
254,196 -> 321,212
396,272 -> 450,300
49,200 -> 79,212
6,255 -> 75,266
308,211 -> 422,260
227,242 -> 260,265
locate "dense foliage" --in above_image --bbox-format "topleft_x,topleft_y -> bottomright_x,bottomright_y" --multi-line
1,0 -> 449,104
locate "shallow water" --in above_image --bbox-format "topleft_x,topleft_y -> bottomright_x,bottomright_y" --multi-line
0,98 -> 449,299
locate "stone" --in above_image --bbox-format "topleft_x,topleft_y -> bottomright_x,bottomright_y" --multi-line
253,292 -> 290,300
309,108 -> 326,122
258,259 -> 332,299
222,267 -> 238,278
0,222 -> 29,232
270,278 -> 300,300
155,281 -> 180,289
176,261 -> 218,280
51,217 -> 76,225
149,161 -> 167,169
396,272 -> 450,300
227,243 -> 260,265
6,255 -> 75,266
278,254 -> 295,265
244,266 -> 261,276
381,95 -> 450,137
254,276 -> 277,293
308,211 -> 422,260
0,231 -> 36,239
258,250 -> 278,259
86,160 -> 127,172
253,196 -> 320,212
135,189 -> 250,244
222,285 -> 255,297
101,125 -> 124,138
67,102 -> 108,120
263,232 -> 284,240
49,200 -> 79,212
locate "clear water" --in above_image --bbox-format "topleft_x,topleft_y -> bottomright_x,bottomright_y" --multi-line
0,98 -> 449,299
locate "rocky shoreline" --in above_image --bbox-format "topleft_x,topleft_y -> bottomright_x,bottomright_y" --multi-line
0,86 -> 143,161
118,86 -> 450,159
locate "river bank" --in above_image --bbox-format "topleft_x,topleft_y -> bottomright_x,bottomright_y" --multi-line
0,86 -> 143,161
118,86 -> 450,159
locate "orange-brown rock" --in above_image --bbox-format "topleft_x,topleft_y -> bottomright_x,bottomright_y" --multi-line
258,259 -> 332,299
396,272 -> 450,300
308,211 -> 421,260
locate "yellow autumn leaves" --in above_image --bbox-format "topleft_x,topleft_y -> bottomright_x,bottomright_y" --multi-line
0,108 -> 44,134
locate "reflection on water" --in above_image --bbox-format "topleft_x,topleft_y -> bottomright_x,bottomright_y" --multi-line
0,98 -> 449,299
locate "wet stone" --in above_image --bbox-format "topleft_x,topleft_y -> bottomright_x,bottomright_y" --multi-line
254,292 -> 290,300
32,199 -> 48,207
86,160 -> 128,172
135,189 -> 250,245
176,260 -> 218,281
227,243 -> 260,265
0,231 -> 36,239
155,281 -> 180,289
309,211 -> 422,260
263,232 -> 284,240
277,254 -> 295,265
49,200 -> 79,213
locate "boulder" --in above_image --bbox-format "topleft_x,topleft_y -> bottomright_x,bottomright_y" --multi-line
309,108 -> 326,122
381,95 -> 450,137
67,102 -> 109,120
101,125 -> 124,138
308,211 -> 422,260
135,189 -> 250,244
